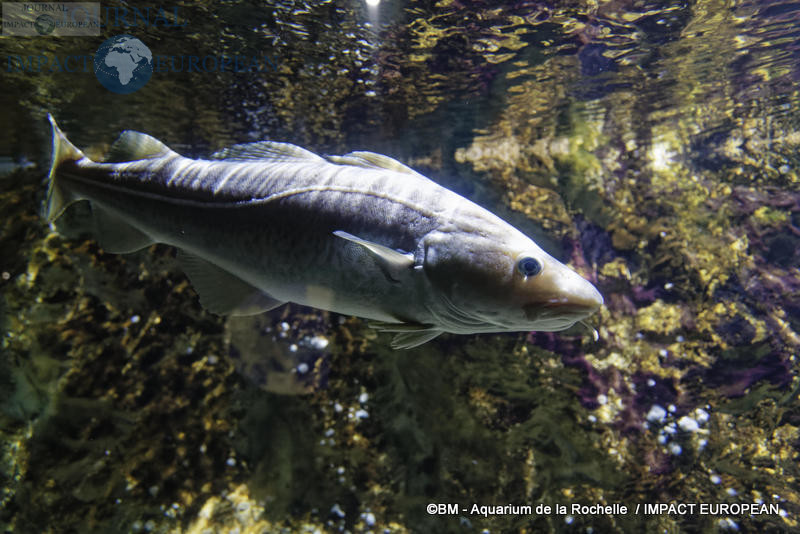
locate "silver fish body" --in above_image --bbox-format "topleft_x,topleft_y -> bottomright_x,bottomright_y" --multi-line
46,114 -> 602,348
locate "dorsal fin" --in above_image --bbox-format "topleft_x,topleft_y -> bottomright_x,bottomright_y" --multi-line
105,131 -> 174,162
209,141 -> 324,162
326,151 -> 423,177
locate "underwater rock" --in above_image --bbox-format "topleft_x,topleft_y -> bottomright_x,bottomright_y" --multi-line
225,306 -> 331,395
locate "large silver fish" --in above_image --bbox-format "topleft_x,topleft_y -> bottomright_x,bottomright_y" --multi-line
45,114 -> 602,349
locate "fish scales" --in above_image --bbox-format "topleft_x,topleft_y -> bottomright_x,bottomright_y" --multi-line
59,154 -> 439,312
46,114 -> 602,349
109,153 -> 442,229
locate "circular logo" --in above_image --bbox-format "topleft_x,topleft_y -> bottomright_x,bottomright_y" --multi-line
34,14 -> 56,35
94,35 -> 153,95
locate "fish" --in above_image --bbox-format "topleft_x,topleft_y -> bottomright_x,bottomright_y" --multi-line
45,114 -> 603,349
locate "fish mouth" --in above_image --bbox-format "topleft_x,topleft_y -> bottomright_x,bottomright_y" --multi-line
523,293 -> 603,323
546,298 -> 602,312
550,281 -> 604,314
525,302 -> 594,320
526,272 -> 604,321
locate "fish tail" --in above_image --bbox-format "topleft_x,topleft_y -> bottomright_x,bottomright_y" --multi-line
46,113 -> 87,222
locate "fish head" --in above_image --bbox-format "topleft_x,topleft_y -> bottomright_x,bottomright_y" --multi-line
422,227 -> 603,333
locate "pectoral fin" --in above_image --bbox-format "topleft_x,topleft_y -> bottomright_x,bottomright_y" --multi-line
177,251 -> 285,316
368,320 -> 432,332
391,330 -> 443,349
369,321 -> 443,349
333,230 -> 414,282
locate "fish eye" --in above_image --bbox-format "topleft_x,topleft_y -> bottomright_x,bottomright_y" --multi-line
517,257 -> 542,277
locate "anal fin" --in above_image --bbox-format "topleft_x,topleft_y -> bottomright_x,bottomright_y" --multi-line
177,251 -> 285,316
92,206 -> 155,253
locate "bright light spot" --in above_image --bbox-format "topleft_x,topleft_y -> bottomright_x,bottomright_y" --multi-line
650,141 -> 676,171
646,405 -> 667,423
366,0 -> 380,6
677,416 -> 699,433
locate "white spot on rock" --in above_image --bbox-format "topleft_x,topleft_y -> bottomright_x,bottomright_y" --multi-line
646,405 -> 667,424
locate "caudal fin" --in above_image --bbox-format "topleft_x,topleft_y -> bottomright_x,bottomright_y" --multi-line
46,114 -> 86,222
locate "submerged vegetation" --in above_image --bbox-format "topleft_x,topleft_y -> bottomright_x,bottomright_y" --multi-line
1,0 -> 798,532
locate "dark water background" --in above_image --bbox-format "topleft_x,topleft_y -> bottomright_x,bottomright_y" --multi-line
1,1 -> 799,532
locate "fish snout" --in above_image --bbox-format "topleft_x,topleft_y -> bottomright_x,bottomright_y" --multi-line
554,266 -> 603,310
564,278 -> 604,312
522,270 -> 603,325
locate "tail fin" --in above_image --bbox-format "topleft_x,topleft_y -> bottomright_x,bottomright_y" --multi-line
46,114 -> 86,222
